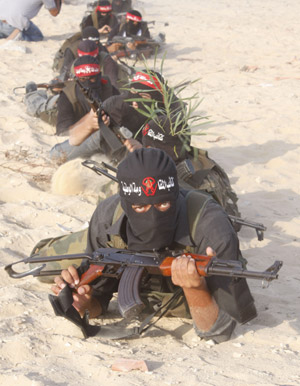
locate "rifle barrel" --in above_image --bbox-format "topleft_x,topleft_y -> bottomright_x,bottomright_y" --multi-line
207,260 -> 282,282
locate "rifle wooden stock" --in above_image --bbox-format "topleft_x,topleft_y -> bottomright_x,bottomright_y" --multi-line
36,82 -> 66,90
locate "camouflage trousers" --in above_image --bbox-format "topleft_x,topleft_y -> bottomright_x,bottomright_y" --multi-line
24,91 -> 58,126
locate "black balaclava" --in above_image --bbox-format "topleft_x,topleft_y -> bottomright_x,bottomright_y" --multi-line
82,26 -> 100,42
117,148 -> 180,251
73,56 -> 102,100
96,1 -> 112,28
125,10 -> 142,36
142,115 -> 191,163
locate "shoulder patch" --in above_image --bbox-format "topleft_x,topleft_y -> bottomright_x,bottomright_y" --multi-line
101,78 -> 108,85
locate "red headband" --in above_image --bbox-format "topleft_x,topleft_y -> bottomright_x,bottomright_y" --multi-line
74,63 -> 100,77
126,12 -> 142,22
131,72 -> 162,92
77,47 -> 99,58
96,5 -> 112,12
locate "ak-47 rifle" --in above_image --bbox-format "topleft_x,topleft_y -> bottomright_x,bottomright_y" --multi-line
75,79 -> 133,160
5,248 -> 282,321
108,35 -> 162,46
82,159 -> 268,241
107,35 -> 162,59
13,81 -> 67,96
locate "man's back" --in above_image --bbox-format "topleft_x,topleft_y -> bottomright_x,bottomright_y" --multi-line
0,0 -> 55,30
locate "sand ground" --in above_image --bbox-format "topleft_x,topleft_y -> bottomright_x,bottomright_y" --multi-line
0,1 -> 299,385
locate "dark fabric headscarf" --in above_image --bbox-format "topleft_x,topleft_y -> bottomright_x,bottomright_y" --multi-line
77,40 -> 99,58
74,56 -> 102,98
117,148 -> 180,251
142,115 -> 191,162
96,1 -> 112,28
82,26 -> 100,41
129,70 -> 165,113
125,10 -> 142,36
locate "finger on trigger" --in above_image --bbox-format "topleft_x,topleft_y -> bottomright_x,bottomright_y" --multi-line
206,246 -> 216,257
68,265 -> 80,285
54,276 -> 66,289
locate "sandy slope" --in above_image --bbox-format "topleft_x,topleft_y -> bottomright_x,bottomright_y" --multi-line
0,1 -> 299,385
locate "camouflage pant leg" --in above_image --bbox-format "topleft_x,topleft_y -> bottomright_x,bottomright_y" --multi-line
38,94 -> 59,126
29,228 -> 88,283
24,90 -> 49,117
24,91 -> 58,126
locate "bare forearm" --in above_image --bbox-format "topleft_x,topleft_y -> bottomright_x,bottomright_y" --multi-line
5,28 -> 21,40
183,280 -> 219,332
68,114 -> 98,146
171,254 -> 219,332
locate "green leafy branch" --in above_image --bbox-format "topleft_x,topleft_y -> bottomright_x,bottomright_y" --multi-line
123,54 -> 211,139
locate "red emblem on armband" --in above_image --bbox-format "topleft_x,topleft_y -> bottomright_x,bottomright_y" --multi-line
141,177 -> 157,196
142,124 -> 150,136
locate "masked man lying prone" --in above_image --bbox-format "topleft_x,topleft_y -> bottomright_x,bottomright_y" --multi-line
51,148 -> 257,343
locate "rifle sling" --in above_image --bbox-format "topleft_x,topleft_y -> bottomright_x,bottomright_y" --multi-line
48,285 -> 183,339
137,288 -> 184,335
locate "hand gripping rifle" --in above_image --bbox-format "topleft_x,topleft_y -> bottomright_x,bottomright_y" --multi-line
75,79 -> 133,161
4,161 -> 281,338
5,247 -> 282,338
106,36 -> 161,59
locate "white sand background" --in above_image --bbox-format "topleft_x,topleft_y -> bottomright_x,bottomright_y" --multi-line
0,0 -> 299,385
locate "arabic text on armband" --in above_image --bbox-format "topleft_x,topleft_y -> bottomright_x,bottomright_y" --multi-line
148,128 -> 164,141
121,181 -> 142,196
157,177 -> 175,191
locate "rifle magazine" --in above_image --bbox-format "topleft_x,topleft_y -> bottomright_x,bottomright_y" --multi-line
118,266 -> 146,319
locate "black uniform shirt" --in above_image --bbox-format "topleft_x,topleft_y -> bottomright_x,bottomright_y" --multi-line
84,190 -> 241,313
56,79 -> 119,136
